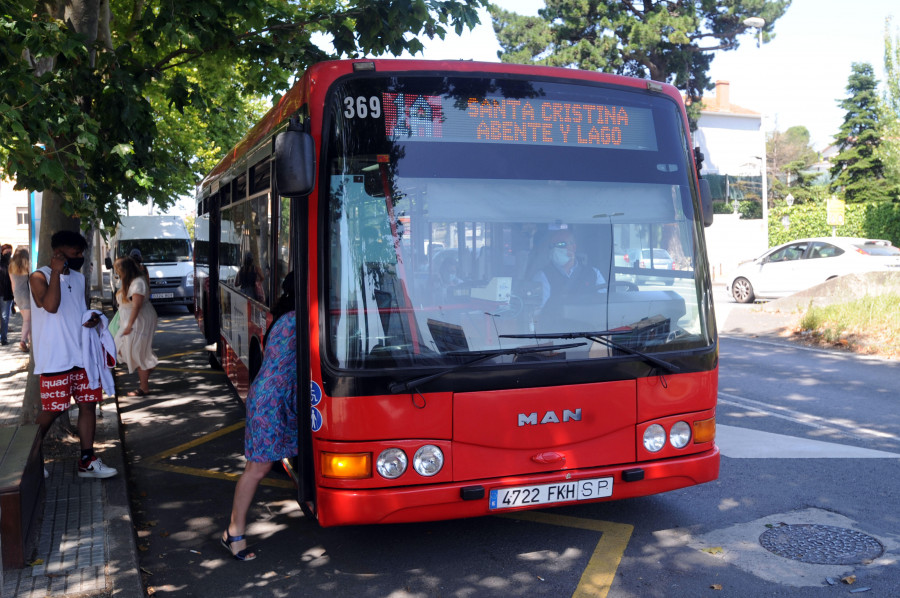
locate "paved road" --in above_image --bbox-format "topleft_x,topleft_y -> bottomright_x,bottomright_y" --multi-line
119,300 -> 900,597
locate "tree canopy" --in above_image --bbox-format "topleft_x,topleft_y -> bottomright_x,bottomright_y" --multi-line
830,62 -> 891,202
3,0 -> 487,426
0,0 -> 487,230
879,16 -> 900,192
766,125 -> 819,202
489,0 -> 791,126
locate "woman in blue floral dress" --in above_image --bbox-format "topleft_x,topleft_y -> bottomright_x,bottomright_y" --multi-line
222,310 -> 297,561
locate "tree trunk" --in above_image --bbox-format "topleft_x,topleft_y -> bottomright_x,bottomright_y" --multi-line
23,0 -> 113,435
64,0 -> 102,58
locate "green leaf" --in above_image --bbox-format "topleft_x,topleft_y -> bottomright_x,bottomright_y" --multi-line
112,144 -> 134,157
1,0 -> 487,221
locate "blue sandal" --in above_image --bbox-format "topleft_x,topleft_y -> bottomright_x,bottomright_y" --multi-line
221,531 -> 257,561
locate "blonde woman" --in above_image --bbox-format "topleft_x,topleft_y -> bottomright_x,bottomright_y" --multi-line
113,256 -> 159,396
8,247 -> 32,352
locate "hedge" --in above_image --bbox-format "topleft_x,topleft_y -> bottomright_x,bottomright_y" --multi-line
713,201 -> 737,214
768,200 -> 900,247
738,200 -> 762,220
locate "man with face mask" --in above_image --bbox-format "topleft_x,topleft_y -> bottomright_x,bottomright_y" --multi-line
29,230 -> 118,479
532,228 -> 606,327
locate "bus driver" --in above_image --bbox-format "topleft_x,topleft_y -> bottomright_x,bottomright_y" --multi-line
532,228 -> 606,327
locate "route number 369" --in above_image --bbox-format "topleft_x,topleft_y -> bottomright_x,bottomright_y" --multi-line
344,96 -> 381,119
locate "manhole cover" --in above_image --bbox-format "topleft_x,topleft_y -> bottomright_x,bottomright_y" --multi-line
759,524 -> 884,565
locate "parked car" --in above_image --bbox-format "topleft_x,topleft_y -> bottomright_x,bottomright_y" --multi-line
634,248 -> 674,270
621,247 -> 675,285
726,237 -> 900,303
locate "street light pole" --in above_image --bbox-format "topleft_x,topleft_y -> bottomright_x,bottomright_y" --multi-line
743,16 -> 767,249
743,16 -> 765,46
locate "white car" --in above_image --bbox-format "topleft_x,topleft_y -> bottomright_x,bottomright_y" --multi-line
726,237 -> 900,303
624,248 -> 675,285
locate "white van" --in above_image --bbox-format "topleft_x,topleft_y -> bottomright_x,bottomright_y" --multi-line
106,215 -> 195,312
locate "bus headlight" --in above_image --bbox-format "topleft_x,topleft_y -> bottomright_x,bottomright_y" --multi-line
669,421 -> 692,449
643,424 -> 666,453
376,448 -> 408,479
185,272 -> 194,288
413,445 -> 444,477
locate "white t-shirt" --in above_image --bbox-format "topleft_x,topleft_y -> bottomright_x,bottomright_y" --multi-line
30,266 -> 87,374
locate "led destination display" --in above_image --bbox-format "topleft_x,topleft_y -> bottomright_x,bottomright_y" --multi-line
382,92 -> 658,151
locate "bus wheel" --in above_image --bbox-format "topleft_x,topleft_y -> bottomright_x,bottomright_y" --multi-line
731,277 -> 755,303
249,341 -> 263,383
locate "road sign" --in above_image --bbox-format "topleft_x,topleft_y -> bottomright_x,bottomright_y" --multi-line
826,195 -> 845,226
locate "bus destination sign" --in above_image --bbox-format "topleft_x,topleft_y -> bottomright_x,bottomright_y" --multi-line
382,92 -> 658,151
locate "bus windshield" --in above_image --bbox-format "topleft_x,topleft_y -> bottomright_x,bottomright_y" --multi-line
325,75 -> 712,370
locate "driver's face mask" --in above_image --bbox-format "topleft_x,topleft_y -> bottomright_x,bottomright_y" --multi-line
550,247 -> 571,268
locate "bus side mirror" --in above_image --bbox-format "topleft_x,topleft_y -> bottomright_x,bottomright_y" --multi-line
699,178 -> 713,227
275,129 -> 316,197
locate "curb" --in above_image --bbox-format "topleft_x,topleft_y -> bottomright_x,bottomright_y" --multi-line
0,297 -> 144,598
102,397 -> 143,598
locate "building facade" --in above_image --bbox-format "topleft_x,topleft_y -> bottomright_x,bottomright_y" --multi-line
0,179 -> 31,251
692,81 -> 769,279
692,80 -> 767,205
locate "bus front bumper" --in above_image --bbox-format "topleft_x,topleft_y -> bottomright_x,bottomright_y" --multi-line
313,446 -> 719,527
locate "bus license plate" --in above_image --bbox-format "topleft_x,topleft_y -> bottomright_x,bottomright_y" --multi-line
489,476 -> 613,510
151,293 -> 174,299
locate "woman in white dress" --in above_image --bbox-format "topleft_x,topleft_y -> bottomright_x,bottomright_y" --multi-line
114,256 -> 159,396
8,247 -> 32,351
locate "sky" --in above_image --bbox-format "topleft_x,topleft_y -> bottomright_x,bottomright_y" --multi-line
160,0 -> 896,216
407,0 -> 898,151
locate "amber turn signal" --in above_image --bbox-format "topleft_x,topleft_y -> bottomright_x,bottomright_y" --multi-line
321,452 -> 372,479
693,417 -> 716,444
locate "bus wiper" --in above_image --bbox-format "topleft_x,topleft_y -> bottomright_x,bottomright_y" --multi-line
500,330 -> 680,373
388,342 -> 587,394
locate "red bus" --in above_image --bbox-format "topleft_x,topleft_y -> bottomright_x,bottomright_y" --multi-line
194,59 -> 718,527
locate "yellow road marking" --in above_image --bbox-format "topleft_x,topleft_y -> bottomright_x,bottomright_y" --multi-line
142,423 -> 632,595
143,421 -> 245,464
152,367 -> 225,374
159,350 -> 207,360
141,462 -> 293,488
139,421 -> 293,488
499,511 -> 633,598
156,330 -> 202,335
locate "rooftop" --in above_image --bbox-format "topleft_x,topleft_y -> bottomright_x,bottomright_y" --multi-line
690,81 -> 760,116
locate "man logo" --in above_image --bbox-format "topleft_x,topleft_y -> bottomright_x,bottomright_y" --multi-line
518,409 -> 582,427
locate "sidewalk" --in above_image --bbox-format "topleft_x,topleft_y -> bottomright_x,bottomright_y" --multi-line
0,307 -> 142,598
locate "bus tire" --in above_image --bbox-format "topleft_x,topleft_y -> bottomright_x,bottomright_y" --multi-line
249,340 -> 264,384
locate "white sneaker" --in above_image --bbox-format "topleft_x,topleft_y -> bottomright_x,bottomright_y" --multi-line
77,456 -> 118,479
